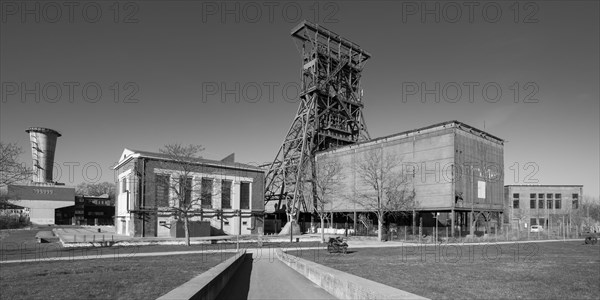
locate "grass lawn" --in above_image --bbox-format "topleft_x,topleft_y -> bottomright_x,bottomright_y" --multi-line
0,252 -> 234,300
1,228 -> 320,262
288,241 -> 600,299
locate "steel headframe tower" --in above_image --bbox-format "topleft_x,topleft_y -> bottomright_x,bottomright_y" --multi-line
265,21 -> 371,224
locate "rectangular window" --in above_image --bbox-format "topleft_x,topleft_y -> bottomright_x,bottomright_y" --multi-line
572,200 -> 579,209
538,199 -> 544,209
555,199 -> 561,209
221,180 -> 232,209
513,193 -> 520,199
538,193 -> 545,199
201,178 -> 213,209
240,182 -> 250,209
155,174 -> 170,207
555,194 -> 561,200
530,218 -> 537,226
572,194 -> 579,200
547,193 -> 553,199
179,176 -> 192,206
547,199 -> 553,209
530,193 -> 536,199
530,199 -> 536,209
121,177 -> 127,193
539,218 -> 545,227
513,199 -> 520,209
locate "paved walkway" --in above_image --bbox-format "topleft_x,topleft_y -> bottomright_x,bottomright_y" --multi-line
216,250 -> 335,300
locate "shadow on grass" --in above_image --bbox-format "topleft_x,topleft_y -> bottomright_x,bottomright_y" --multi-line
215,254 -> 253,300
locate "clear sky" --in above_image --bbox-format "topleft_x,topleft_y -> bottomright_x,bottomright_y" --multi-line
1,1 -> 598,198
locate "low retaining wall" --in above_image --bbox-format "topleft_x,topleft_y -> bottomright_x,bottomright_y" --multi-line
157,250 -> 249,300
276,249 -> 428,300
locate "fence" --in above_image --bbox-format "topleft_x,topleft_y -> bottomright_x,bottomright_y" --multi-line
310,221 -> 587,243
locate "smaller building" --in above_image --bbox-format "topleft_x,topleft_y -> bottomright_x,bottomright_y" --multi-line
113,148 -> 265,237
55,195 -> 115,225
7,184 -> 75,224
505,185 -> 583,230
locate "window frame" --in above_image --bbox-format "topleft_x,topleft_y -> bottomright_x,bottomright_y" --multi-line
240,182 -> 251,210
221,180 -> 232,209
200,178 -> 213,209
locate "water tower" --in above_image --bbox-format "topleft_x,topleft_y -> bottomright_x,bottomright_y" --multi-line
26,127 -> 61,184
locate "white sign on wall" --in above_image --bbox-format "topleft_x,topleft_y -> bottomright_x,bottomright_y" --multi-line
478,181 -> 486,198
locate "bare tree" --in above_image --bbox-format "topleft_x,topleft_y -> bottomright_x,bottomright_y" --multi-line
311,157 -> 345,243
157,144 -> 208,246
353,149 -> 416,241
0,142 -> 32,188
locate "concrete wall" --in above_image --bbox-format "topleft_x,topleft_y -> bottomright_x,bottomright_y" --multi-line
453,128 -> 504,211
315,121 -> 504,213
276,249 -> 428,300
157,251 -> 249,300
7,185 -> 75,224
9,199 -> 73,224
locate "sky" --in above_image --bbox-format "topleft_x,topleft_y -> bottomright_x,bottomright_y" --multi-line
1,1 -> 598,198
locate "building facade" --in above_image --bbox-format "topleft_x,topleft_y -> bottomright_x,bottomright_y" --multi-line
315,121 -> 505,234
7,184 -> 75,224
504,185 -> 583,230
113,149 -> 265,237
55,195 -> 115,225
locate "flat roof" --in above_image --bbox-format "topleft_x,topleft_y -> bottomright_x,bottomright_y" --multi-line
317,120 -> 504,156
114,148 -> 264,172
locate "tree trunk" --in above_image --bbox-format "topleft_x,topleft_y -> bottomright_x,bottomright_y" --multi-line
321,216 -> 325,243
378,219 -> 383,242
184,215 -> 190,246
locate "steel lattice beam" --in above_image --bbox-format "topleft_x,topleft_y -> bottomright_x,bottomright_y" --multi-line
265,20 -> 371,223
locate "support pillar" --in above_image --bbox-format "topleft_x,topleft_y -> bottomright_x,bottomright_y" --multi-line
353,211 -> 357,233
412,210 -> 416,235
451,209 -> 455,237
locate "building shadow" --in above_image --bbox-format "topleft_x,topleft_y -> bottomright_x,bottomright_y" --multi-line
215,254 -> 253,300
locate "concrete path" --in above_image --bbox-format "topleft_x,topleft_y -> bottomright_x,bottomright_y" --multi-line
216,251 -> 335,300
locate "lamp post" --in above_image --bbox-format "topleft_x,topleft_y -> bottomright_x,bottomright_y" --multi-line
470,166 -> 475,237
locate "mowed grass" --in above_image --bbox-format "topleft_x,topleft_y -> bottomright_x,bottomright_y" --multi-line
0,252 -> 234,300
1,228 -> 320,262
289,241 -> 600,299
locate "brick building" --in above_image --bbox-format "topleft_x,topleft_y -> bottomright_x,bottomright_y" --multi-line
113,149 -> 264,237
504,185 -> 583,230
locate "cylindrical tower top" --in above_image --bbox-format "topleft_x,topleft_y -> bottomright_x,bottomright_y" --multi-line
26,127 -> 62,137
26,127 -> 61,183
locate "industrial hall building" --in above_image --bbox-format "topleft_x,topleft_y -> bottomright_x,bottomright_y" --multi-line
113,149 -> 265,237
314,120 -> 505,236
